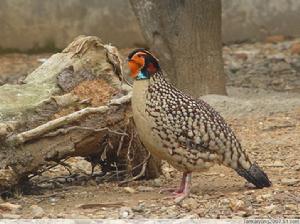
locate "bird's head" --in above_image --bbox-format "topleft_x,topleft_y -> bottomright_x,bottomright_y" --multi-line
127,48 -> 161,80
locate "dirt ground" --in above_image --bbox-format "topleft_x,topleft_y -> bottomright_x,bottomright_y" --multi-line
0,38 -> 300,219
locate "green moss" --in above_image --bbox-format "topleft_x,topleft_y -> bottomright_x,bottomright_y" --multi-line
0,52 -> 73,120
0,83 -> 59,120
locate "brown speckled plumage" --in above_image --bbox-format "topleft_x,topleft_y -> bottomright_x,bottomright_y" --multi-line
133,71 -> 250,173
145,72 -> 250,171
129,49 -> 271,201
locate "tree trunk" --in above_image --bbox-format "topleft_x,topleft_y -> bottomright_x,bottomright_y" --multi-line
0,36 -> 161,191
130,0 -> 226,97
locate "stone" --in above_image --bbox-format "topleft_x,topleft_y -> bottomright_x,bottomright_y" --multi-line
124,187 -> 136,194
30,205 -> 45,219
291,43 -> 300,54
0,202 -> 21,212
153,178 -> 163,187
132,203 -> 145,213
281,178 -> 300,186
285,204 -> 297,211
2,213 -> 21,219
220,198 -> 230,205
264,204 -> 276,214
294,164 -> 300,171
119,207 -> 134,219
229,199 -> 246,212
181,197 -> 199,210
273,160 -> 284,167
137,186 -> 154,192
183,214 -> 199,219
265,35 -> 285,43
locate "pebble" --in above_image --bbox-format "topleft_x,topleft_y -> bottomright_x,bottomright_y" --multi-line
2,213 -> 21,219
183,214 -> 199,219
285,204 -> 297,211
265,35 -> 286,43
124,187 -> 136,194
181,197 -> 198,210
56,213 -> 65,218
153,178 -> 163,187
137,186 -> 154,192
291,43 -> 300,54
220,198 -> 230,205
229,199 -> 246,212
30,205 -> 45,219
264,204 -> 276,214
273,160 -> 284,167
119,206 -> 134,219
294,164 -> 300,171
0,202 -> 21,212
256,193 -> 272,202
281,178 -> 300,186
132,203 -> 145,213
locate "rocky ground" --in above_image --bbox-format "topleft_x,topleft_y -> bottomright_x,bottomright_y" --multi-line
0,37 -> 299,219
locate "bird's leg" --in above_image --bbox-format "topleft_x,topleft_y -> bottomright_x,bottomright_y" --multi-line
173,172 -> 187,194
174,172 -> 192,203
159,172 -> 187,194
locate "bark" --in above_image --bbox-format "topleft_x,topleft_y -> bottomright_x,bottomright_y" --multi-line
0,36 -> 161,191
130,0 -> 226,97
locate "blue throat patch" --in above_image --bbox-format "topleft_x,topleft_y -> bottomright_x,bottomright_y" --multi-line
136,71 -> 150,80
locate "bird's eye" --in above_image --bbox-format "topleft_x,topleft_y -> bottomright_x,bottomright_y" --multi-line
137,54 -> 142,57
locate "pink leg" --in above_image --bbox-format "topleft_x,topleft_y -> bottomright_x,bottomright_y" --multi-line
173,172 -> 187,194
159,172 -> 187,194
173,172 -> 192,203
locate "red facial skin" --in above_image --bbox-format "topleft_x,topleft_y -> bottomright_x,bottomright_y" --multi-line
128,52 -> 146,79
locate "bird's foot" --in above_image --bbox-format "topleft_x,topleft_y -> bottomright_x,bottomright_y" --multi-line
173,191 -> 190,204
160,172 -> 192,203
162,190 -> 190,204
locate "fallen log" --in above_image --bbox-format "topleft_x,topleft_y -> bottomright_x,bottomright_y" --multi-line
0,36 -> 161,192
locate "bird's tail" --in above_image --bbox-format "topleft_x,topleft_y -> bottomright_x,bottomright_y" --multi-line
235,162 -> 271,188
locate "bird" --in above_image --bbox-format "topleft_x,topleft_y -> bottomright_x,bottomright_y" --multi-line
127,48 -> 271,202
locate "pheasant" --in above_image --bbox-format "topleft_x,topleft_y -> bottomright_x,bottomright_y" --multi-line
127,49 -> 271,202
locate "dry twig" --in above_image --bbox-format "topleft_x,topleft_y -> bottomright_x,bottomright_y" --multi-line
119,152 -> 151,186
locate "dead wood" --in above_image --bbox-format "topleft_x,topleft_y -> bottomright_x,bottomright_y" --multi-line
0,35 -> 161,192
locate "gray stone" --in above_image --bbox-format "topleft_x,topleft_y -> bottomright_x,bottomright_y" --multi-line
281,178 -> 300,186
119,207 -> 134,219
30,205 -> 45,219
137,186 -> 155,192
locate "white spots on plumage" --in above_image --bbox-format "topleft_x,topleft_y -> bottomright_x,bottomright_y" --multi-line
209,140 -> 218,150
188,130 -> 193,138
209,153 -> 217,160
145,72 -> 250,171
194,136 -> 201,144
178,136 -> 186,142
202,133 -> 209,142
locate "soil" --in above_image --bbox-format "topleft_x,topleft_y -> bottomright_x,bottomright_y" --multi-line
0,39 -> 299,219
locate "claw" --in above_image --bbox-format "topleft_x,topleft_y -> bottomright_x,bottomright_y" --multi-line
160,172 -> 192,203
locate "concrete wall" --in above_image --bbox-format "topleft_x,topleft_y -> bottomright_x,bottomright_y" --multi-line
0,0 -> 300,52
222,0 -> 300,43
0,0 -> 146,52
